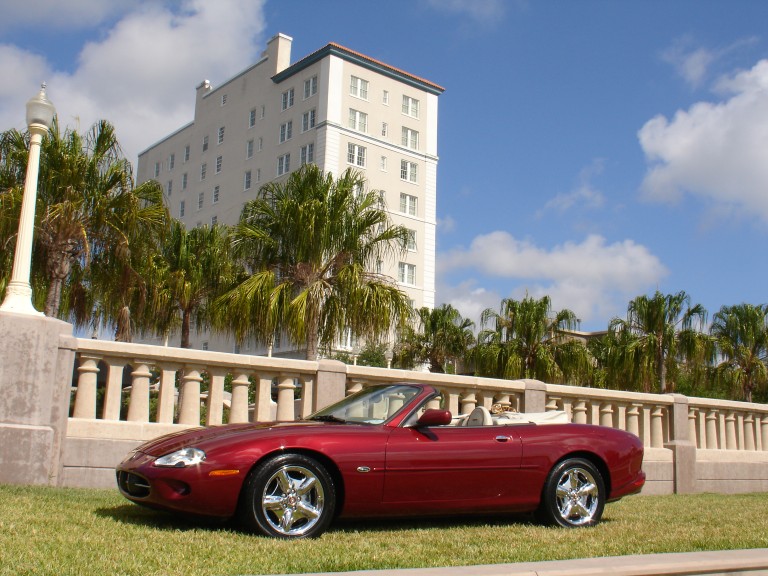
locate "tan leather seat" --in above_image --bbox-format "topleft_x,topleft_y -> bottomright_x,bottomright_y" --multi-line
466,405 -> 493,426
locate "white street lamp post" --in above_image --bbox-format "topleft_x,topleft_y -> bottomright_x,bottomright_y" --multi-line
0,84 -> 55,316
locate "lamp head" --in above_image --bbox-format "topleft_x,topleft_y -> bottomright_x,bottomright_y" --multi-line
26,83 -> 55,129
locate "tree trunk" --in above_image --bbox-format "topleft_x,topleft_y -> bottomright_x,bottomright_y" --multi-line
181,309 -> 191,348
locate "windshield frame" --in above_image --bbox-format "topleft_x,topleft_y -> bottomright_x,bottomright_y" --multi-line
306,384 -> 424,425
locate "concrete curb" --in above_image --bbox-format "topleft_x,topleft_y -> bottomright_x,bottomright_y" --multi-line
262,548 -> 768,576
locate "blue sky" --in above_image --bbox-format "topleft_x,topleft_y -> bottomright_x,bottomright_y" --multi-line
2,0 -> 767,332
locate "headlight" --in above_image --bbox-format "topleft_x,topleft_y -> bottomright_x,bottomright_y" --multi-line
154,447 -> 206,468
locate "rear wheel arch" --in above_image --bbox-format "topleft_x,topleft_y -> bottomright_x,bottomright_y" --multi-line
552,451 -> 611,495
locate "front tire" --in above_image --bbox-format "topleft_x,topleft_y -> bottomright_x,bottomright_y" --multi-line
538,458 -> 605,527
239,453 -> 336,538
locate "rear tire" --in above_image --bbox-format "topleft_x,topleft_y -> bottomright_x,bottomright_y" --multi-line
537,458 -> 605,527
239,453 -> 336,538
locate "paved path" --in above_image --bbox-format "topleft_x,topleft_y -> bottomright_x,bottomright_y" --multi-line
261,548 -> 768,576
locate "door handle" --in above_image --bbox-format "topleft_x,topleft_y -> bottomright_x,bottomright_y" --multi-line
495,435 -> 510,442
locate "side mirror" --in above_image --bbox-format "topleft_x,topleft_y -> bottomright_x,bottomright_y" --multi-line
416,409 -> 452,427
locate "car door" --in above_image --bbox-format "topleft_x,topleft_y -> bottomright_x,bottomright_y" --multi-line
382,422 -> 523,511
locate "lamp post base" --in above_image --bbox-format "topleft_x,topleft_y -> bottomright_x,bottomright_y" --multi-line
0,281 -> 44,316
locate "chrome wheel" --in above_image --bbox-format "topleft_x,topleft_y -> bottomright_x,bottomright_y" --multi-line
554,466 -> 599,526
538,458 -> 605,528
239,454 -> 336,538
262,465 -> 325,537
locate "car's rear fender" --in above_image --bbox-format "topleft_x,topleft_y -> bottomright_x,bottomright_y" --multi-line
547,451 -> 612,496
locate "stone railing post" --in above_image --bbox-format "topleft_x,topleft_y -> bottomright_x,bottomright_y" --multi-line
761,416 -> 768,452
253,372 -> 274,422
523,380 -> 547,413
101,358 -> 127,421
460,390 -> 477,415
599,403 -> 614,428
626,403 -> 641,438
126,361 -> 152,422
744,414 -> 756,451
706,410 -> 719,449
725,412 -> 738,450
315,359 -> 346,411
665,394 -> 696,494
72,355 -> 100,419
572,400 -> 588,424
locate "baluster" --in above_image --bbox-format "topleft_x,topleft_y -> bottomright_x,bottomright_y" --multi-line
346,379 -> 364,396
206,368 -> 228,425
761,416 -> 768,452
299,377 -> 314,419
545,396 -> 560,412
460,391 -> 477,415
156,364 -> 180,424
227,372 -> 250,424
127,361 -> 152,423
626,404 -> 641,438
688,407 -> 699,448
600,403 -> 614,428
447,389 -> 460,416
72,355 -> 100,419
706,409 -> 719,449
178,365 -> 203,425
725,412 -> 737,450
253,372 -> 274,422
276,374 -> 296,421
650,406 -> 664,448
102,358 -> 126,421
572,400 -> 588,424
744,414 -> 756,451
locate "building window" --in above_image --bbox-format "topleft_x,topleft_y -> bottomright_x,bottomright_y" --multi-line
402,127 -> 419,150
279,121 -> 293,143
182,172 -> 188,190
398,262 -> 416,285
256,168 -> 261,183
400,160 -> 418,183
246,139 -> 254,159
166,180 -> 173,196
218,126 -> 225,145
302,109 -> 316,132
260,104 -> 266,118
381,122 -> 388,137
347,143 -> 366,167
211,215 -> 217,226
213,185 -> 220,204
258,137 -> 263,152
202,135 -> 209,151
300,143 -> 314,165
382,90 -> 389,105
249,108 -> 257,128
402,95 -> 420,118
380,156 -> 387,171
179,200 -> 185,218
277,153 -> 291,176
198,192 -> 204,210
281,88 -> 294,110
215,155 -> 222,174
400,193 -> 417,216
220,94 -> 227,106
154,162 -> 160,178
244,170 -> 252,190
348,109 -> 367,132
303,75 -> 317,99
168,154 -> 175,170
202,341 -> 209,351
350,76 -> 368,99
200,163 -> 207,180
406,229 -> 417,251
184,145 -> 190,162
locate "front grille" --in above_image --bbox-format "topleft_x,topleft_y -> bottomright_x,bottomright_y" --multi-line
117,470 -> 151,498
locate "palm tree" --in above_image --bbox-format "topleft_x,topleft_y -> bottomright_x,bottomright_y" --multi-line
0,120 -> 169,320
609,290 -> 707,393
473,294 -> 591,383
152,220 -> 239,348
215,164 -> 411,360
396,304 -> 475,373
710,303 -> 768,402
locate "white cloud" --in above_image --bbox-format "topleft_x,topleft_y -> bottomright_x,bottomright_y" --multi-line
0,0 -> 267,164
662,40 -> 715,88
0,0 -> 136,31
438,232 -> 667,328
539,159 -> 605,215
638,59 -> 768,221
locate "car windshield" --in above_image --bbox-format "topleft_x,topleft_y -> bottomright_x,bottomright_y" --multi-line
307,384 -> 421,425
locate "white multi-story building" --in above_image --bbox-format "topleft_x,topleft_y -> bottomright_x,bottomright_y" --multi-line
136,33 -> 443,356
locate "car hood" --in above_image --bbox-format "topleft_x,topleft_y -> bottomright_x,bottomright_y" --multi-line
136,420 -> 326,457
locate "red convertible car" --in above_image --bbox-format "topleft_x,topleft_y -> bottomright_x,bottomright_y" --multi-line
116,382 -> 645,538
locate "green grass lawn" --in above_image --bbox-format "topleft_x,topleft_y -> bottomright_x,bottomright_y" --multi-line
0,484 -> 766,576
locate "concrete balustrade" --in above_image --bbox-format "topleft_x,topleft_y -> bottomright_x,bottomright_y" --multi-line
2,325 -> 767,493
